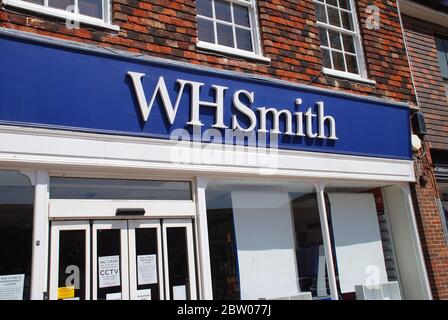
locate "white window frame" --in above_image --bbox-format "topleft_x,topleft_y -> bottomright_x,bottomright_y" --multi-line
313,0 -> 373,83
196,0 -> 270,62
2,0 -> 119,31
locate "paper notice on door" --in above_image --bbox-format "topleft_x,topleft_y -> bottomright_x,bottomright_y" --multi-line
137,254 -> 157,285
136,289 -> 151,300
172,285 -> 187,300
57,286 -> 75,300
106,292 -> 122,300
98,255 -> 121,288
0,274 -> 25,300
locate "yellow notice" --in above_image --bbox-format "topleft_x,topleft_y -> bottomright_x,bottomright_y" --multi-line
57,286 -> 75,300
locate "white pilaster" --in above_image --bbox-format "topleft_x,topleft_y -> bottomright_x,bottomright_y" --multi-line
313,182 -> 339,300
195,177 -> 213,299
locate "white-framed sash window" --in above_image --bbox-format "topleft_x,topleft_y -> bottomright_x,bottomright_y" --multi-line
313,0 -> 368,80
196,0 -> 269,61
3,0 -> 119,31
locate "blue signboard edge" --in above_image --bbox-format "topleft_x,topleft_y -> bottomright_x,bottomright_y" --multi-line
0,28 -> 413,161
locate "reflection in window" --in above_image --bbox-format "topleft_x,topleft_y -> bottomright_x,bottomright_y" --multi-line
313,0 -> 364,76
0,171 -> 34,300
206,190 -> 240,300
166,227 -> 190,300
58,230 -> 86,300
23,0 -> 107,20
324,188 -> 399,300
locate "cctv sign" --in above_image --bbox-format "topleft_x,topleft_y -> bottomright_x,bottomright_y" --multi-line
98,255 -> 121,288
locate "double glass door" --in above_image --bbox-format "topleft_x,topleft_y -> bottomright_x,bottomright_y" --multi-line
49,219 -> 197,300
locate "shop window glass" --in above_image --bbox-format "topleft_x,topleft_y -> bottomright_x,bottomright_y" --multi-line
58,230 -> 86,300
96,229 -> 122,300
206,180 -> 329,300
166,227 -> 191,300
0,171 -> 34,300
50,177 -> 192,200
324,186 -> 400,300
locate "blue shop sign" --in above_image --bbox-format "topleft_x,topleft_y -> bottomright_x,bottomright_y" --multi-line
0,32 -> 411,160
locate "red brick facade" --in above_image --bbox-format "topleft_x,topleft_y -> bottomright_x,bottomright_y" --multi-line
0,0 -> 416,102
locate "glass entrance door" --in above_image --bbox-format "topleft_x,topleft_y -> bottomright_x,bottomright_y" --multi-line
49,219 -> 196,300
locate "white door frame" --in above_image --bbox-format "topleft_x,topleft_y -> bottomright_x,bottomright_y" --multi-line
162,219 -> 197,300
49,218 -> 197,300
92,220 -> 129,300
128,220 -> 164,300
49,220 -> 91,300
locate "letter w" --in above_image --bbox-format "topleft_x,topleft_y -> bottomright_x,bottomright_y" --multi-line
127,72 -> 188,124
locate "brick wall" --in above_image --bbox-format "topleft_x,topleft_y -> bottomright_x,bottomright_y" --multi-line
0,0 -> 416,103
402,14 -> 448,149
402,13 -> 448,300
411,143 -> 448,300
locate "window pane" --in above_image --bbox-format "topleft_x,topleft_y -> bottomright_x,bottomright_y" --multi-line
342,34 -> 356,53
341,11 -> 354,31
234,4 -> 250,27
321,48 -> 332,68
198,18 -> 216,43
292,193 -> 330,298
332,51 -> 345,71
328,7 -> 341,27
315,3 -> 327,23
50,177 -> 192,200
328,30 -> 342,50
324,188 -> 401,300
166,227 -> 190,300
217,23 -> 235,48
345,54 -> 359,74
327,0 -> 338,6
0,171 -> 34,300
435,37 -> 448,79
58,230 -> 86,300
215,0 -> 232,22
96,229 -> 122,300
206,181 -> 319,300
339,0 -> 351,10
206,190 -> 240,299
318,27 -> 328,47
78,0 -> 103,19
197,0 -> 213,17
135,228 -> 160,300
236,28 -> 253,52
48,0 -> 74,10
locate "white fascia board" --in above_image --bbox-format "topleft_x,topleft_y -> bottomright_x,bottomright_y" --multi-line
0,125 -> 415,183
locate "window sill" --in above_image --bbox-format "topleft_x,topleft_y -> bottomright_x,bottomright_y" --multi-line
3,0 -> 120,32
197,41 -> 271,63
323,68 -> 376,85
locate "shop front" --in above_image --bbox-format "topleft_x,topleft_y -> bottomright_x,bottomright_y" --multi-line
0,28 -> 432,300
